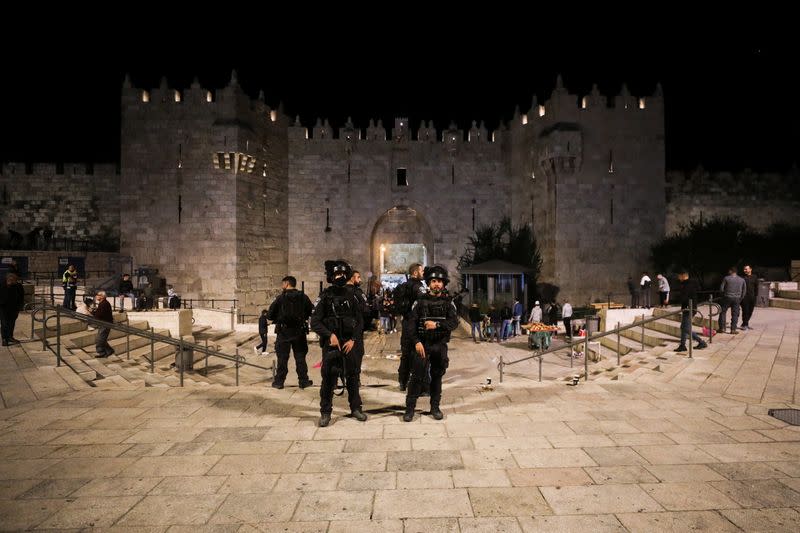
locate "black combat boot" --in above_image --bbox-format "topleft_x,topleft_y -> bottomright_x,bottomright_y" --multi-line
351,408 -> 367,422
675,345 -> 687,352
318,413 -> 331,427
403,408 -> 414,422
430,404 -> 444,420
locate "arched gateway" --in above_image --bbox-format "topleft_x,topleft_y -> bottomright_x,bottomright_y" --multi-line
370,206 -> 434,286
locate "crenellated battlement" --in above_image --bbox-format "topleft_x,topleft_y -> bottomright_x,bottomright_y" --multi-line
121,70 -> 288,130
290,117 -> 498,145
518,75 -> 664,128
1,162 -> 119,176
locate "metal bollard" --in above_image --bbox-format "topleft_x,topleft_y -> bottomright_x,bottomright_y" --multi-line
150,327 -> 155,373
584,336 -> 589,381
616,321 -> 621,366
42,307 -> 48,351
179,338 -> 185,387
235,346 -> 240,386
688,299 -> 693,359
56,307 -> 62,367
498,355 -> 504,383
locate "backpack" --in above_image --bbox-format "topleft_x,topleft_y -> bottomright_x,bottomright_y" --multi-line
392,281 -> 415,315
279,291 -> 307,328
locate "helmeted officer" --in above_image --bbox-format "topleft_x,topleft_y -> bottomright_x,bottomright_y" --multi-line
403,265 -> 458,422
310,260 -> 368,427
398,262 -> 426,390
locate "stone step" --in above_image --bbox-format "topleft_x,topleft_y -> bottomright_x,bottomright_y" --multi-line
192,325 -> 211,335
770,297 -> 800,310
33,317 -> 87,338
193,329 -> 234,341
645,318 -> 703,338
599,335 -> 634,356
620,328 -> 668,348
778,289 -> 800,300
83,357 -> 125,381
53,365 -> 92,390
61,355 -> 98,381
67,320 -> 150,348
128,341 -> 177,363
652,307 -> 710,327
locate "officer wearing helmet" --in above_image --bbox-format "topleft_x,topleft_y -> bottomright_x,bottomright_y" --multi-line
403,265 -> 458,422
310,260 -> 368,427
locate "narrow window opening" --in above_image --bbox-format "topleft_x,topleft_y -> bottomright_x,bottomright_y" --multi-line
472,206 -> 476,231
396,168 -> 408,187
610,185 -> 615,225
608,149 -> 615,173
451,164 -> 455,185
178,194 -> 182,223
347,162 -> 351,183
324,208 -> 332,232
178,144 -> 182,169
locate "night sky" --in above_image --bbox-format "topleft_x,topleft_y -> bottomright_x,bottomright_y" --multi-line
1,21 -> 796,173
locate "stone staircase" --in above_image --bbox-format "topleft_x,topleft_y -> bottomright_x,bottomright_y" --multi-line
770,288 -> 800,310
552,307 -> 713,384
32,314 -> 264,389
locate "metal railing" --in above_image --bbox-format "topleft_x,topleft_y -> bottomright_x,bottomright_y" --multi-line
181,299 -> 238,310
498,300 -> 718,383
27,303 -> 273,386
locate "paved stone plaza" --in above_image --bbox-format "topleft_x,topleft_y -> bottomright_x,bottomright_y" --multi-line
1,307 -> 799,531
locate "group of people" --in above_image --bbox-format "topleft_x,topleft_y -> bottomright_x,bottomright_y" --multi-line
672,264 -> 758,353
258,260 -> 457,427
628,272 -> 672,309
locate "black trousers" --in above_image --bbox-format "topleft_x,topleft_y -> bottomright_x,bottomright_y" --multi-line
398,318 -> 415,384
406,342 -> 449,411
320,343 -> 363,414
741,297 -> 755,327
1,310 -> 19,341
256,333 -> 268,353
274,330 -> 309,383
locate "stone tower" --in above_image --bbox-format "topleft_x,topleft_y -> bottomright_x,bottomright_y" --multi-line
119,72 -> 289,309
509,77 -> 665,304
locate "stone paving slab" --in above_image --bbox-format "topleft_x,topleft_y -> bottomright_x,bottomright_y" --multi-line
0,307 -> 799,530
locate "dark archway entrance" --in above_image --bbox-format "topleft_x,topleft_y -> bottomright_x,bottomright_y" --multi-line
370,206 -> 434,287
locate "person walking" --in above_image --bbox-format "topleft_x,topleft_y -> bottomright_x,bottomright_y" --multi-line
91,291 -> 115,358
675,268 -> 707,352
740,264 -> 757,330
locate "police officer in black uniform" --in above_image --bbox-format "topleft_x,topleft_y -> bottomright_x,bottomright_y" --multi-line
404,265 -> 458,422
310,260 -> 368,427
399,262 -> 426,390
267,276 -> 314,389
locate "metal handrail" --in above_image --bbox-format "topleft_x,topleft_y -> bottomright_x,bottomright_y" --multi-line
29,303 -> 272,386
499,300 -> 709,383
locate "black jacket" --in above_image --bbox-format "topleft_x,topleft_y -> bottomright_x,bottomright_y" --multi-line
0,282 -> 25,316
409,294 -> 459,345
677,278 -> 701,311
310,285 -> 363,344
